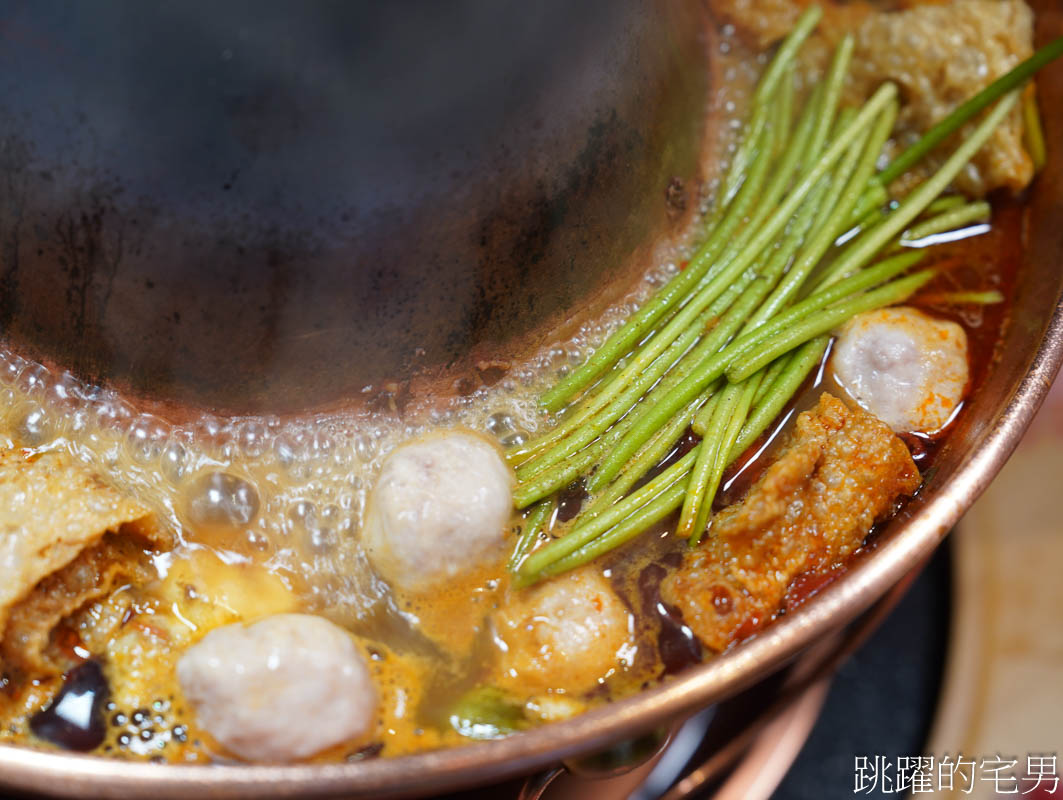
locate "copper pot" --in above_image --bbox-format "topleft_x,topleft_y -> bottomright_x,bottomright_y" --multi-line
0,2 -> 1061,798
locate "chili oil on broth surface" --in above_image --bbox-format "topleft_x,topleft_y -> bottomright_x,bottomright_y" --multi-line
0,2 -> 1037,764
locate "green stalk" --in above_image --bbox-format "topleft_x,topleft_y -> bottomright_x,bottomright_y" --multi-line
518,448 -> 699,577
539,103 -> 773,414
511,26 -> 1063,586
678,384 -> 741,540
716,249 -> 927,372
876,34 -> 1063,187
751,355 -> 789,407
726,269 -> 936,382
582,393 -> 709,520
528,339 -> 828,583
516,305 -> 714,480
531,257 -> 765,496
591,84 -> 899,488
825,97 -> 899,236
922,195 -> 966,216
816,91 -> 1018,289
679,373 -> 759,543
513,445 -> 597,508
754,6 -> 823,105
749,105 -> 876,327
507,500 -> 554,572
690,376 -> 759,545
1023,88 -> 1047,172
731,76 -> 819,237
579,267 -> 772,494
721,105 -> 770,210
537,343 -> 825,585
732,336 -> 830,456
846,183 -> 891,227
771,66 -> 796,159
578,264 -> 772,496
723,5 -> 822,202
804,35 -> 855,164
921,289 -> 1004,306
534,478 -> 690,582
900,201 -> 991,245
692,391 -> 722,438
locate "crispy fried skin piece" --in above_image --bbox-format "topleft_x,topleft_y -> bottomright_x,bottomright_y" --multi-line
1,530 -> 160,675
0,449 -> 168,675
662,394 -> 919,652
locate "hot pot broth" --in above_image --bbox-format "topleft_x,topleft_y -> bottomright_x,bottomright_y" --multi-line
0,0 -> 1053,764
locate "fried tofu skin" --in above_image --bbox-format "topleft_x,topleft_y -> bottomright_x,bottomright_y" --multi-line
1,532 -> 163,675
662,394 -> 919,652
0,449 -> 167,676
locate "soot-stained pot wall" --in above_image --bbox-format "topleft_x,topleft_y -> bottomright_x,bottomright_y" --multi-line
0,0 -> 708,413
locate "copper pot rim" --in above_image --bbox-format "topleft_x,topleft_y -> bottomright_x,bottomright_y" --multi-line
0,282 -> 1057,799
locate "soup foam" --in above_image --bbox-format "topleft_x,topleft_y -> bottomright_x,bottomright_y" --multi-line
0,255 -> 685,621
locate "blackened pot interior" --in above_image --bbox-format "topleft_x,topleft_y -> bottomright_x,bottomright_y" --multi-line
0,0 -> 709,413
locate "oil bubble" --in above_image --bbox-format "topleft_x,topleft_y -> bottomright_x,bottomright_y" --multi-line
0,351 -> 27,385
237,421 -> 270,459
46,372 -> 84,414
274,432 -> 308,468
307,526 -> 335,553
159,440 -> 189,484
93,397 -> 134,433
128,415 -> 170,464
288,500 -> 316,528
195,416 -> 235,455
16,363 -> 50,397
245,530 -> 272,552
500,431 -> 527,448
485,412 -> 515,437
15,406 -> 54,447
309,431 -> 334,462
353,434 -> 374,463
330,446 -> 354,471
0,262 -> 624,610
194,416 -> 224,440
67,409 -> 92,436
186,472 -> 260,529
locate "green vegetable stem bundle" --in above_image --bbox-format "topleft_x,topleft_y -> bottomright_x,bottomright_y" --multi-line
505,8 -> 1063,586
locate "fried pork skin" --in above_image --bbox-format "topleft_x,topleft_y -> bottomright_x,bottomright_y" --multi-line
493,567 -> 634,694
832,306 -> 969,434
662,394 -> 919,652
363,431 -> 513,593
0,449 -> 165,675
1,533 -> 158,675
177,613 -> 377,762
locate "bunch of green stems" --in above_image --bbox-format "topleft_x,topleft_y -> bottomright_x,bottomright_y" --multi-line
507,8 -> 1063,584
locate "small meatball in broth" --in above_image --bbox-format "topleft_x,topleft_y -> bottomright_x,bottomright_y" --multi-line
176,614 -> 376,762
831,306 -> 969,435
363,432 -> 513,592
493,567 -> 635,694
